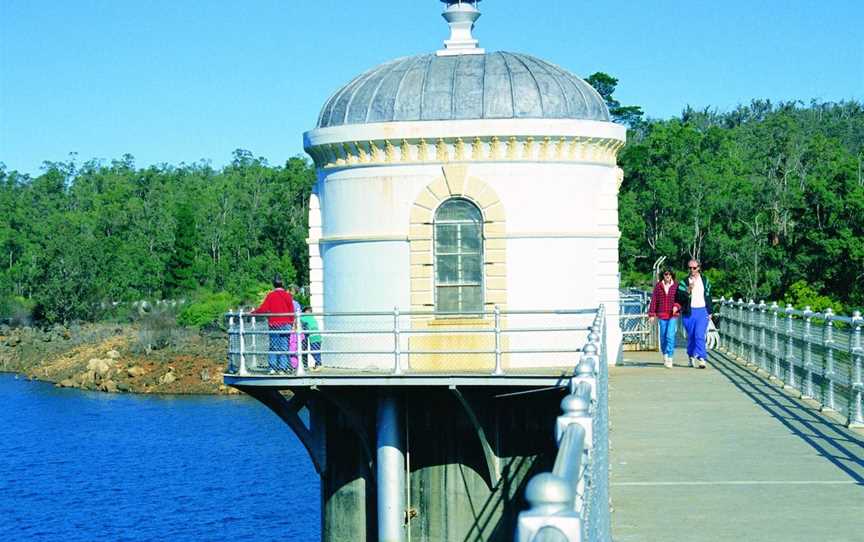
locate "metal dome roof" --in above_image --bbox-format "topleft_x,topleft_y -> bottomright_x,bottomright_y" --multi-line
316,52 -> 611,128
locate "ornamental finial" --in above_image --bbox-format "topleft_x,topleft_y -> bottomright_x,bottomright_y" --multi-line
437,0 -> 485,56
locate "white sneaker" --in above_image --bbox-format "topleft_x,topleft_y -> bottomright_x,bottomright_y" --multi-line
698,358 -> 707,369
664,356 -> 673,369
688,357 -> 696,368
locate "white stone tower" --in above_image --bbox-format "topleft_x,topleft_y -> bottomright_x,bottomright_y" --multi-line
304,0 -> 626,362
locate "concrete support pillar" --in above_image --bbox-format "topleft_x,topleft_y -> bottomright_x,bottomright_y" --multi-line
377,392 -> 405,542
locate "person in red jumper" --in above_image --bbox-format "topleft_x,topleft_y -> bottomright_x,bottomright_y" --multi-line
252,274 -> 296,372
648,269 -> 680,368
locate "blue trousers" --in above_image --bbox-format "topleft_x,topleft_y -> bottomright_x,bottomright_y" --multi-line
268,323 -> 291,371
683,307 -> 708,359
658,318 -> 678,358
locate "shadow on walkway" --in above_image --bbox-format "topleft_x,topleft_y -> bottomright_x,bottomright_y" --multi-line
708,351 -> 864,484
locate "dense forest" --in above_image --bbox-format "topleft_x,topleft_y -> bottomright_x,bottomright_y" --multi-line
1,84 -> 862,324
0,151 -> 316,324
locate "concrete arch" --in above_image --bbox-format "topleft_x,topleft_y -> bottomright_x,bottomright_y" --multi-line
408,165 -> 507,313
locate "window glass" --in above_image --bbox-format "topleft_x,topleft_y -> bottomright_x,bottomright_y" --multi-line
434,199 -> 484,313
436,255 -> 459,283
437,287 -> 459,313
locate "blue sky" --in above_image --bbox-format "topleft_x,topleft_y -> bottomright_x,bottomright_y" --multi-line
1,0 -> 862,176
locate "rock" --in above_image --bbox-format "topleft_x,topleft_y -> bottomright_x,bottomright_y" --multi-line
106,350 -> 121,360
58,379 -> 76,388
86,358 -> 114,376
116,381 -> 130,392
200,368 -> 211,382
77,371 -> 96,386
8,336 -> 20,347
159,371 -> 177,385
127,366 -> 146,378
101,380 -> 118,393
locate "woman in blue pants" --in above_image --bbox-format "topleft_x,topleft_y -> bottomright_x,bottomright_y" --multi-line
676,259 -> 713,369
648,269 -> 680,368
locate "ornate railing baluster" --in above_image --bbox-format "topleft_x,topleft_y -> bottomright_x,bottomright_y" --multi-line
822,308 -> 835,412
785,304 -> 796,390
802,306 -> 814,399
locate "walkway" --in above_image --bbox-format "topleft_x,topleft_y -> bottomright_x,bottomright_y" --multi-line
609,348 -> 864,542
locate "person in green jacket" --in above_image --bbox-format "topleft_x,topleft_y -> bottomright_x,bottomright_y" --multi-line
300,306 -> 321,370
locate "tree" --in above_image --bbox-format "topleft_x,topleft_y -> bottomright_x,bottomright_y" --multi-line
585,72 -> 644,127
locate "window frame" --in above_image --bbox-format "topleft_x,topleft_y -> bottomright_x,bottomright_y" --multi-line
433,198 -> 485,315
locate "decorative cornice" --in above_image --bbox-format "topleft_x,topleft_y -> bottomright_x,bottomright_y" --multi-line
306,135 -> 625,170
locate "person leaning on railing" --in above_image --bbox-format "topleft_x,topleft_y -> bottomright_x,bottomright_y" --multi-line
251,273 -> 297,373
648,268 -> 680,369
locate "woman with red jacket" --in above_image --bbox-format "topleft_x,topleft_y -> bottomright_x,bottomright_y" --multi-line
648,269 -> 680,368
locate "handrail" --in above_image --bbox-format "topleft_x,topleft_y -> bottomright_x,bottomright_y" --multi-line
225,306 -> 599,377
515,306 -> 610,542
716,297 -> 864,427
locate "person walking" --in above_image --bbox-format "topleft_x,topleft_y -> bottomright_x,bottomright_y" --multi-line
648,269 -> 680,368
252,274 -> 296,373
676,259 -> 713,369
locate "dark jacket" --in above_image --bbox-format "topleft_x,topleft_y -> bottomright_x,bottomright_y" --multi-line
676,275 -> 713,316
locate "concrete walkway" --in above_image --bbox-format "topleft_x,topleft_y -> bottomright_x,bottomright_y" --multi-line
609,349 -> 864,542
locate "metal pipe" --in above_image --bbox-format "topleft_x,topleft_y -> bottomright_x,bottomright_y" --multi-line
393,307 -> 403,375
377,393 -> 405,542
238,309 -> 247,375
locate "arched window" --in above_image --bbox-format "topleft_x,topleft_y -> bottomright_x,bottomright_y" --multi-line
434,198 -> 483,314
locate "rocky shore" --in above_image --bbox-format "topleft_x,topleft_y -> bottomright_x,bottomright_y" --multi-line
0,323 -> 239,395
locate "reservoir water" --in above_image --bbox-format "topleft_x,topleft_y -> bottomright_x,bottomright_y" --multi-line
0,374 -> 320,541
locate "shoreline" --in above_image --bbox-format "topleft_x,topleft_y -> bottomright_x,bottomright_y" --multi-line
0,322 -> 240,396
0,369 -> 238,396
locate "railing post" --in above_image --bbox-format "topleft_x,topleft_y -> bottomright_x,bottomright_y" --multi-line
295,307 -> 305,377
771,302 -> 781,379
238,309 -> 247,376
228,311 -> 237,373
785,304 -> 796,390
393,306 -> 403,375
822,308 -> 835,412
747,299 -> 756,367
737,298 -> 746,360
850,311 -> 864,427
250,315 -> 257,372
802,306 -> 813,398
493,305 -> 504,376
758,301 -> 767,371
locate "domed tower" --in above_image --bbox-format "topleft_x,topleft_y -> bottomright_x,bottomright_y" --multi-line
304,0 -> 626,361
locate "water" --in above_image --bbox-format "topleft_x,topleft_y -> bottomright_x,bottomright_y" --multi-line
0,374 -> 320,541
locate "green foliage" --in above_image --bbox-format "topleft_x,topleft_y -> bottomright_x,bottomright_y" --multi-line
783,281 -> 844,314
177,290 -> 238,328
585,72 -> 644,127
0,152 -> 316,324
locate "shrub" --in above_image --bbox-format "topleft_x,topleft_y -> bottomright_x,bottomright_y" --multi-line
137,305 -> 178,352
177,290 -> 238,328
783,281 -> 844,315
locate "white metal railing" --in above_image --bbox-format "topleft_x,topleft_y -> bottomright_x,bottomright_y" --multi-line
717,298 -> 864,427
226,307 -> 598,377
619,289 -> 658,351
515,306 -> 610,542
